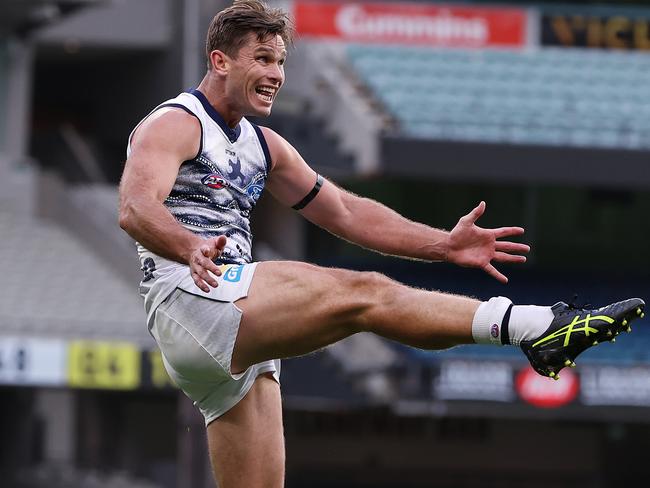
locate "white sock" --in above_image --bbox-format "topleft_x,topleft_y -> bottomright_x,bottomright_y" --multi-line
472,296 -> 512,345
472,297 -> 554,346
509,305 -> 555,346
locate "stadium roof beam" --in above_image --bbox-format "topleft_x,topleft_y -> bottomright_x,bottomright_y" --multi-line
0,0 -> 102,37
382,138 -> 650,189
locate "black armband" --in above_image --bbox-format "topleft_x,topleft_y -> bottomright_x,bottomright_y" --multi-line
292,174 -> 324,210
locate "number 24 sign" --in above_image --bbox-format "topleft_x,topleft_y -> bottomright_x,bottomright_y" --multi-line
68,341 -> 141,390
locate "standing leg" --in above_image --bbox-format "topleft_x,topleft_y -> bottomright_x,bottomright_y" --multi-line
207,373 -> 284,488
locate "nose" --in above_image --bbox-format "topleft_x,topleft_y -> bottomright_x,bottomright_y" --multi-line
268,62 -> 284,86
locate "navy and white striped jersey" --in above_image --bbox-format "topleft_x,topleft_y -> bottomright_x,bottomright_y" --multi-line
126,88 -> 271,312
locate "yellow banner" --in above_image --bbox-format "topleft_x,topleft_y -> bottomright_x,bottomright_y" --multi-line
68,341 -> 141,389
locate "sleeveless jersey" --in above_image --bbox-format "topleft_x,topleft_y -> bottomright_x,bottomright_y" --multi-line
126,89 -> 271,314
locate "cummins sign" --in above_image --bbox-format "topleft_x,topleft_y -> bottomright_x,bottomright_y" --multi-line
294,1 -> 527,48
336,5 -> 488,44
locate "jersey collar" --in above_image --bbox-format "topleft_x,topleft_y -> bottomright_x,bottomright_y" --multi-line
189,88 -> 241,143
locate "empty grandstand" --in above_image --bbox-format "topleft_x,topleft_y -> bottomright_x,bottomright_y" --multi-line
349,46 -> 650,149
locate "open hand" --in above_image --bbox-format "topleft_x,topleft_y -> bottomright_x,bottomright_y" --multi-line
446,201 -> 529,283
189,235 -> 227,292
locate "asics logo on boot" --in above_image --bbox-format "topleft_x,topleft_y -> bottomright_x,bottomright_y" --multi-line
532,313 -> 615,348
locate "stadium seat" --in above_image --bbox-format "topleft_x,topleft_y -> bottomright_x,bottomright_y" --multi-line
0,210 -> 149,346
347,45 -> 650,150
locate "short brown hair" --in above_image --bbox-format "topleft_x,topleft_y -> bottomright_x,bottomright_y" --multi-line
205,0 -> 294,68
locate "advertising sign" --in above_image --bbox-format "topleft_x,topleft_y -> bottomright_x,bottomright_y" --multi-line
434,359 -> 515,401
431,359 -> 650,411
295,1 -> 527,48
67,340 -> 142,390
67,341 -> 176,390
0,336 -> 67,386
516,366 -> 579,408
541,13 -> 650,50
0,335 -> 174,391
580,365 -> 650,406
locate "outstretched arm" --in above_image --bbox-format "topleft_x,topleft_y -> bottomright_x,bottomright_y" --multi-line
262,127 -> 529,283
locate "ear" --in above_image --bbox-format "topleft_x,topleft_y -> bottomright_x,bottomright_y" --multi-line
209,50 -> 229,74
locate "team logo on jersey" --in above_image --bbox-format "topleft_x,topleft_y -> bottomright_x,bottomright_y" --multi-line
227,157 -> 246,185
202,174 -> 230,189
247,184 -> 263,201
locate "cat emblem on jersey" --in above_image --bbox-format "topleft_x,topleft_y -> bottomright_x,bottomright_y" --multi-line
227,157 -> 246,185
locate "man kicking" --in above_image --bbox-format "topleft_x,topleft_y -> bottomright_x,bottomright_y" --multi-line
118,1 -> 645,486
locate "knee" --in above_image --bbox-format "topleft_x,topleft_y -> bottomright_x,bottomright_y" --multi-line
335,269 -> 400,332
336,269 -> 394,296
356,270 -> 396,294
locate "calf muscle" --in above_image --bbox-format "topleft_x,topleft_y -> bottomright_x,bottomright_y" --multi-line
207,374 -> 284,488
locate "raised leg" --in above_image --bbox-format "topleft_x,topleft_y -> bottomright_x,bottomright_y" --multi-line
232,261 -> 479,373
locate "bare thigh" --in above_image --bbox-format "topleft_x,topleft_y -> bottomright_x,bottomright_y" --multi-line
232,261 -> 374,373
207,373 -> 284,488
232,261 -> 477,373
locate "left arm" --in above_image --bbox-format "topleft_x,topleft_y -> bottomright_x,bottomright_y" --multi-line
303,181 -> 451,262
262,127 -> 529,283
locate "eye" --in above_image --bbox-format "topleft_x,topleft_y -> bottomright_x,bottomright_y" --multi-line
256,55 -> 269,63
279,58 -> 286,66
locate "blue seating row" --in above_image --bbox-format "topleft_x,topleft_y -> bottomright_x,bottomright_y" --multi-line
347,45 -> 650,149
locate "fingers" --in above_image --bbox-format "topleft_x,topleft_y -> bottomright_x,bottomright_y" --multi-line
192,236 -> 228,292
192,270 -> 217,292
494,226 -> 525,238
487,248 -> 527,282
484,263 -> 508,284
215,234 -> 227,251
202,235 -> 228,257
198,246 -> 223,275
191,254 -> 221,292
463,201 -> 486,224
192,270 -> 215,293
493,251 -> 527,264
495,241 -> 530,254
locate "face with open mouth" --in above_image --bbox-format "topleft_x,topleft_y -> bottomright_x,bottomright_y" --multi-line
226,33 -> 286,118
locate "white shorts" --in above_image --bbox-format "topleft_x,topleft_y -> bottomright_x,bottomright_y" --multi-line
150,263 -> 280,425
